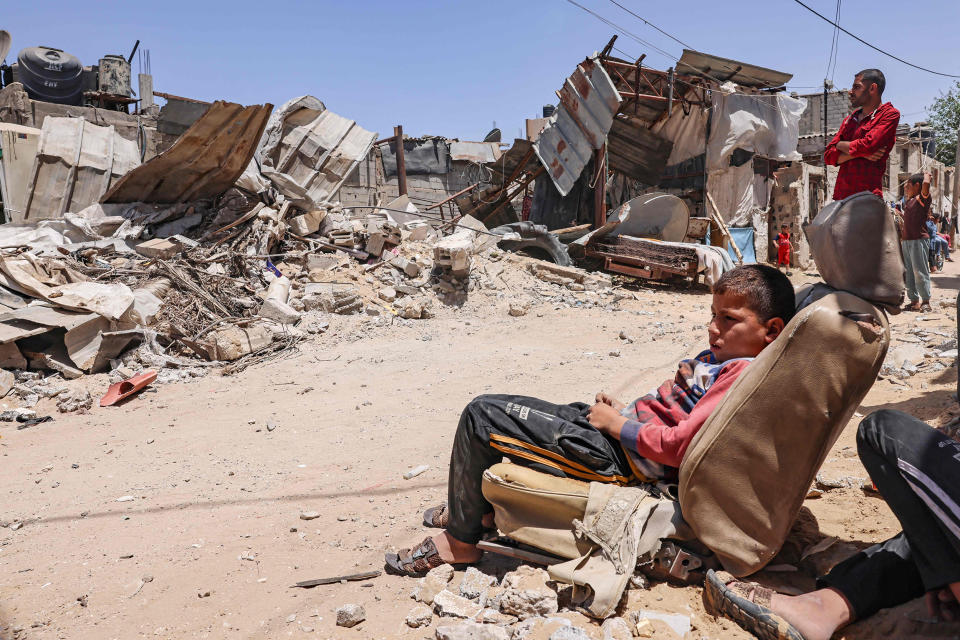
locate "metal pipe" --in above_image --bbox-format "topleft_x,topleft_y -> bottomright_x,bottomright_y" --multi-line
394,125 -> 407,196
127,40 -> 140,64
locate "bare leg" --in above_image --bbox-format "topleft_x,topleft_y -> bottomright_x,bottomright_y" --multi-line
726,586 -> 850,640
430,512 -> 494,564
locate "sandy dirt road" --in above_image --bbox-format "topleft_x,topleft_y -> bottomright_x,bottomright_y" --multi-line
1,260 -> 957,639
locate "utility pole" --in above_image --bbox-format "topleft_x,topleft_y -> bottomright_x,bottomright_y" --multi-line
951,121 -> 960,247
822,80 -> 828,158
394,125 -> 407,197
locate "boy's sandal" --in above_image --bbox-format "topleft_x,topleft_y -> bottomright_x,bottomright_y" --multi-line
422,503 -> 497,534
903,302 -> 922,312
920,302 -> 932,312
385,537 -> 450,576
704,569 -> 806,640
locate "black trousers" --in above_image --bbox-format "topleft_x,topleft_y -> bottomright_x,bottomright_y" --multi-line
818,410 -> 960,618
446,394 -> 633,544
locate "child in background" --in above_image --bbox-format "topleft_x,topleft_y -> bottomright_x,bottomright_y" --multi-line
776,224 -> 792,276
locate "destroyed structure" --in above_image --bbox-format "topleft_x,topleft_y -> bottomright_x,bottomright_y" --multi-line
0,32 -> 943,393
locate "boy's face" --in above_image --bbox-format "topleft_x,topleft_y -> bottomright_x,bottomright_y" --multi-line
905,182 -> 920,198
781,226 -> 789,234
708,291 -> 784,362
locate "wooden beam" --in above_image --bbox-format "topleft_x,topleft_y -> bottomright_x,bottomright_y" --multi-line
394,125 -> 407,196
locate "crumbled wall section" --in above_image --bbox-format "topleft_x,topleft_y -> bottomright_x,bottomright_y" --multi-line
769,162 -> 825,269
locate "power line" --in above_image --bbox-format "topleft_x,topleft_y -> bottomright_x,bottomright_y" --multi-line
823,0 -> 841,82
606,0 -> 692,50
791,0 -> 960,79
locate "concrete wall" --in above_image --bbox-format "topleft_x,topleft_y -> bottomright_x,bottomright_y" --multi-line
797,90 -> 849,139
768,162 -> 827,268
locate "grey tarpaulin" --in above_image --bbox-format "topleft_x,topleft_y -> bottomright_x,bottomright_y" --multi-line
380,138 -> 450,178
529,157 -> 595,231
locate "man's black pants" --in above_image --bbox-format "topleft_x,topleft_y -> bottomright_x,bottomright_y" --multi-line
818,410 -> 960,618
446,394 -> 633,544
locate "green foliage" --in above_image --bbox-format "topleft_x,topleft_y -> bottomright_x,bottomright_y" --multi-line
928,82 -> 960,166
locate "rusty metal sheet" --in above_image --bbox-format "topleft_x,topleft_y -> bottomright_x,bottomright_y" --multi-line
23,117 -> 140,221
103,101 -> 271,204
449,141 -> 501,163
534,56 -> 621,196
677,50 -> 792,89
608,116 -> 673,184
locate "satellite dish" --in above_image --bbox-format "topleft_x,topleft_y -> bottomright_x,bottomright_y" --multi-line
0,31 -> 10,63
604,193 -> 690,242
483,128 -> 501,143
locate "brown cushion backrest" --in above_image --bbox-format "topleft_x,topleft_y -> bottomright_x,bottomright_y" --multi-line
678,290 -> 889,576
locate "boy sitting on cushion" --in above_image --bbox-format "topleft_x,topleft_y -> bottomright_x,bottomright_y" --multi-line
386,264 -> 796,576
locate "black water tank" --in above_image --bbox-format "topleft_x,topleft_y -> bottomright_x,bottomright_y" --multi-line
542,104 -> 556,118
16,46 -> 83,105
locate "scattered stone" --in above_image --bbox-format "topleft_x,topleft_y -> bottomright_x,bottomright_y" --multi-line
398,297 -> 432,320
258,298 -> 301,324
433,589 -> 483,618
601,617 -> 633,640
413,564 -> 455,604
116,495 -> 135,502
498,566 -> 558,619
511,617 -> 571,640
378,287 -> 397,302
618,331 -> 635,343
335,603 -> 365,628
405,604 -> 434,628
549,627 -> 590,640
608,350 -> 621,357
57,390 -> 93,413
459,567 -> 497,600
435,621 -> 510,640
508,302 -> 528,317
477,608 -> 516,625
628,610 -> 691,638
299,511 -> 320,521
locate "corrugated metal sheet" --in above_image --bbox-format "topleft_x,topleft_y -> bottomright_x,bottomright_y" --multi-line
484,138 -> 539,186
259,99 -> 377,209
449,141 -> 501,163
0,122 -> 41,223
677,50 -> 792,89
607,115 -> 673,184
23,117 -> 140,221
534,56 -> 622,196
103,101 -> 271,204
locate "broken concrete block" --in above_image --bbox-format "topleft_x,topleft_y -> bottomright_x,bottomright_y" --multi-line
498,566 -> 558,619
135,238 -> 181,260
196,324 -> 275,361
382,251 -> 421,277
433,589 -> 483,619
57,389 -> 93,413
287,209 -> 327,236
412,564 -> 455,604
508,302 -> 529,317
434,231 -> 473,274
378,287 -> 397,302
435,621 -> 510,640
405,604 -> 433,628
600,617 -> 633,640
398,297 -> 432,320
404,222 -> 430,242
459,567 -> 497,601
366,232 -> 386,257
302,283 -> 363,315
306,252 -> 349,271
258,299 -> 301,325
328,229 -> 355,248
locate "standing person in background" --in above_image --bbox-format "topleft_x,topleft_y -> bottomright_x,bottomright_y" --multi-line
824,69 -> 900,201
901,173 -> 933,312
776,224 -> 793,276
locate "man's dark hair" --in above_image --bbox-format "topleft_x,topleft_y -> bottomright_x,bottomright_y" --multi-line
908,172 -> 924,185
713,264 -> 795,324
855,69 -> 886,95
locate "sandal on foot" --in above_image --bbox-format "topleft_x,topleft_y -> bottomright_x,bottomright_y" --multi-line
704,569 -> 806,640
384,537 -> 467,577
920,302 -> 932,312
422,503 -> 496,534
423,504 -> 449,528
903,302 -> 922,312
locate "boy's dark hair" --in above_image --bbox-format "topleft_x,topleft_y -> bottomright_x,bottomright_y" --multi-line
713,264 -> 795,324
855,69 -> 886,95
908,173 -> 924,185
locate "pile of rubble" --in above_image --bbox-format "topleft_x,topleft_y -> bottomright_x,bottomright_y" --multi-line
329,564 -> 690,639
880,305 -> 958,383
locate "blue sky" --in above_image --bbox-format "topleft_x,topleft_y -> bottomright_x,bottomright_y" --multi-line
6,1 -> 960,140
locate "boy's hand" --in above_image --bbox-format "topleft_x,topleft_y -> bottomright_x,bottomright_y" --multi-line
594,392 -> 626,411
588,402 -> 628,440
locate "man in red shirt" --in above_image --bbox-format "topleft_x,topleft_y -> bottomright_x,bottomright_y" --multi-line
824,69 -> 900,200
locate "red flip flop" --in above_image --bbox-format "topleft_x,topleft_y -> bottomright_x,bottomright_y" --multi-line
100,370 -> 157,407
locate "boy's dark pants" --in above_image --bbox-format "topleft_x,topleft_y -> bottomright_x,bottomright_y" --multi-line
817,410 -> 960,618
446,394 -> 633,544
